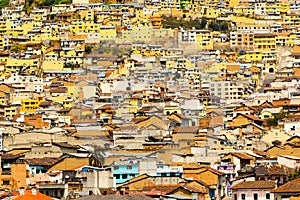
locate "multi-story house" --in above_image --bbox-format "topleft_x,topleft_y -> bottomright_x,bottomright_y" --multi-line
112,160 -> 139,184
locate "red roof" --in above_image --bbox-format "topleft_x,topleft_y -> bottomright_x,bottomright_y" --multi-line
13,190 -> 53,200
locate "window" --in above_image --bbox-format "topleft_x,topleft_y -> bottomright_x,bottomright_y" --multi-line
234,194 -> 237,200
3,180 -> 9,185
130,174 -> 135,178
114,174 -> 120,179
122,174 -> 127,179
126,166 -> 132,170
113,166 -> 119,170
254,193 -> 258,200
241,194 -> 246,200
266,193 -> 270,199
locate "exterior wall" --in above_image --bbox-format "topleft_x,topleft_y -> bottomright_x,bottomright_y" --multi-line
260,111 -> 273,119
25,145 -> 62,159
138,159 -> 157,176
232,189 -> 274,200
82,170 -> 114,194
1,162 -> 27,190
113,164 -> 139,184
284,121 -> 300,133
156,164 -> 183,177
277,156 -> 300,169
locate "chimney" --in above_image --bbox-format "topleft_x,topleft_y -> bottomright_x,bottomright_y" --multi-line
31,187 -> 37,195
19,187 -> 25,196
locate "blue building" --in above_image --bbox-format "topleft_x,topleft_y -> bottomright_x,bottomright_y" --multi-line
112,160 -> 139,184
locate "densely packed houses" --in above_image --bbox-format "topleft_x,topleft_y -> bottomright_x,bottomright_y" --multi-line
0,0 -> 300,199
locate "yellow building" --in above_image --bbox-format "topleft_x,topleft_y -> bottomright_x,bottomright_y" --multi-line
7,21 -> 34,36
4,105 -> 18,119
78,9 -> 94,21
70,20 -> 116,40
279,2 -> 290,14
0,19 -> 8,36
5,58 -> 40,76
266,3 -> 280,15
204,7 -> 220,19
253,33 -> 276,53
282,14 -> 300,28
276,32 -> 296,47
196,30 -> 214,50
20,97 -> 43,113
42,60 -> 64,71
224,0 -> 239,9
122,25 -> 152,42
30,8 -> 48,27
230,15 -> 255,23
63,97 -> 73,108
232,6 -> 254,16
238,51 -> 263,63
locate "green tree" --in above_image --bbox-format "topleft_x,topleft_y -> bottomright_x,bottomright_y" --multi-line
85,45 -> 93,54
288,168 -> 300,181
200,18 -> 208,29
0,0 -> 9,8
266,111 -> 287,127
10,44 -> 27,53
44,0 -> 55,6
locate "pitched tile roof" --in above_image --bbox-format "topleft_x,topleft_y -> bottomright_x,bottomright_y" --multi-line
232,181 -> 276,190
173,126 -> 199,134
13,190 -> 53,200
25,158 -> 60,166
243,114 -> 262,121
268,165 -> 289,175
142,186 -> 179,193
231,152 -> 254,160
272,178 -> 300,193
75,194 -> 154,200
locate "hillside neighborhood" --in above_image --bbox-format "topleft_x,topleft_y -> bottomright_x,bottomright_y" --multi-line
0,0 -> 300,199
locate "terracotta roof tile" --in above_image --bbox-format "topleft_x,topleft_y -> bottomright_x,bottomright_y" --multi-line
232,181 -> 276,190
231,152 -> 254,160
173,126 -> 199,134
272,178 -> 300,193
13,190 -> 53,200
49,87 -> 68,93
243,114 -> 262,121
268,165 -> 289,175
143,186 -> 178,193
25,158 -> 60,166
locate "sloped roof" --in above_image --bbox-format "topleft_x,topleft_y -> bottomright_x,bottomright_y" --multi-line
13,190 -> 53,200
232,181 -> 276,190
173,126 -> 199,134
25,158 -> 60,166
230,152 -> 254,160
234,113 -> 262,121
118,174 -> 149,187
167,185 -> 207,195
268,165 -> 289,175
75,194 -> 154,200
272,178 -> 300,193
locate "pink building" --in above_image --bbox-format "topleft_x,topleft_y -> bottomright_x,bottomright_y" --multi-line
231,180 -> 276,200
